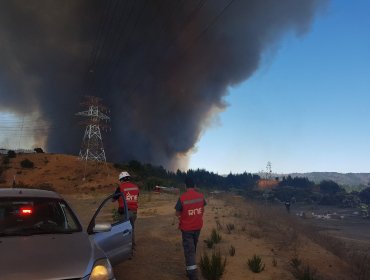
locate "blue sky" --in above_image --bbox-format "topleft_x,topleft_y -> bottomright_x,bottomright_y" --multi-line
189,0 -> 370,174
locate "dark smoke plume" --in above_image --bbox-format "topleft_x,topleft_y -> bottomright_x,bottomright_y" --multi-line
0,0 -> 328,169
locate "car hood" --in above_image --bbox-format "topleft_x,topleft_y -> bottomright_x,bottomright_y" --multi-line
0,232 -> 103,280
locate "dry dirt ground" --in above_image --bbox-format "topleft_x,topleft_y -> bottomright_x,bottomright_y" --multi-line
0,154 -> 358,279
65,192 -> 355,280
0,153 -> 119,193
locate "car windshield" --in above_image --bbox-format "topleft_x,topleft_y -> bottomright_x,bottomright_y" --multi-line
0,197 -> 82,236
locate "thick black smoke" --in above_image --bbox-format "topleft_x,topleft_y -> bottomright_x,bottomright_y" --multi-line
0,0 -> 328,169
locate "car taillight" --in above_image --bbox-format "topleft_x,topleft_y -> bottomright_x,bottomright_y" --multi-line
20,207 -> 33,215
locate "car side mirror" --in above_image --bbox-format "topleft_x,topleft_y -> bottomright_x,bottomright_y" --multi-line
93,223 -> 112,233
87,193 -> 129,234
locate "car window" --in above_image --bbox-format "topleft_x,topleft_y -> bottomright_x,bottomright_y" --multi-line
60,202 -> 80,230
0,197 -> 82,236
95,197 -> 127,226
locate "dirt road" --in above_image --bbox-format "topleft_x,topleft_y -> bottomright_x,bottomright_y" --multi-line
66,192 -> 190,280
113,193 -> 188,280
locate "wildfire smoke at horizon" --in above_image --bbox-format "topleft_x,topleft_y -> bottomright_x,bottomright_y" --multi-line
0,0 -> 328,170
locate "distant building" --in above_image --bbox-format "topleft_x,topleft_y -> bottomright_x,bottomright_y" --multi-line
153,185 -> 179,194
257,179 -> 279,189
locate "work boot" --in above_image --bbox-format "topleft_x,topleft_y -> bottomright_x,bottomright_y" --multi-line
186,269 -> 199,280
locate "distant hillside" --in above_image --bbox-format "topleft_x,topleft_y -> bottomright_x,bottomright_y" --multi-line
287,172 -> 370,187
0,153 -> 119,194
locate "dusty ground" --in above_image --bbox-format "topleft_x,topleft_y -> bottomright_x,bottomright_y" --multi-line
0,153 -> 359,279
0,153 -> 118,193
65,192 -> 354,280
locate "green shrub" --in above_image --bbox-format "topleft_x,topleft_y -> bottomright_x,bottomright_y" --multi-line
20,159 -> 34,168
290,257 -> 302,269
211,229 -> 222,244
205,238 -> 214,249
204,229 -> 221,249
112,208 -> 122,222
248,254 -> 265,273
292,265 -> 319,280
34,147 -> 44,153
200,250 -> 227,280
7,150 -> 16,158
290,257 -> 319,280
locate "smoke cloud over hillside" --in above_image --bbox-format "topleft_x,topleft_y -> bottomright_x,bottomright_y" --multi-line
0,0 -> 328,169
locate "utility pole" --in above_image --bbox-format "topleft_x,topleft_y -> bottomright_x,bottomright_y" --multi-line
18,116 -> 24,150
76,96 -> 110,164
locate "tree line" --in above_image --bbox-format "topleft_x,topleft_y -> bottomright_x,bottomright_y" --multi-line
114,160 -> 261,191
115,160 -> 370,207
114,160 -> 370,208
3,152 -> 368,209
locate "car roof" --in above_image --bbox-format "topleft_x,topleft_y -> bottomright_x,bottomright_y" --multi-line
0,188 -> 62,199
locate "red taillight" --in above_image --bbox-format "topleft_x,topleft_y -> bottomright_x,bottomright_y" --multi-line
20,207 -> 33,215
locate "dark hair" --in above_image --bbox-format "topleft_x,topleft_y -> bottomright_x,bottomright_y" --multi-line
185,176 -> 195,188
121,177 -> 131,182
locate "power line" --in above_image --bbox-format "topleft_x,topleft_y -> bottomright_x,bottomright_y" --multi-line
92,0 -> 136,94
184,0 -> 235,53
106,0 -> 209,100
18,116 -> 24,150
101,0 -> 149,87
120,0 -> 236,100
85,0 -> 119,96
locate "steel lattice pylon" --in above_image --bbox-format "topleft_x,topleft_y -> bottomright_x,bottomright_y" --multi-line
76,96 -> 110,163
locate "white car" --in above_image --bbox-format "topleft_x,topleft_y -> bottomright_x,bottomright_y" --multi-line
0,188 -> 133,280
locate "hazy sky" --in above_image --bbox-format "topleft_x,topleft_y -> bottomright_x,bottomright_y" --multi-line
189,0 -> 370,174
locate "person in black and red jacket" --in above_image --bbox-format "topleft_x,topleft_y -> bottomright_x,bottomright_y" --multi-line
175,176 -> 206,280
113,171 -> 139,247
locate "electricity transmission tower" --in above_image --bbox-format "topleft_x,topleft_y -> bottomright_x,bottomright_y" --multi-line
266,161 -> 272,179
76,96 -> 110,163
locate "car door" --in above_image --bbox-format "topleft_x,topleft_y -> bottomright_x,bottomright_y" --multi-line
87,193 -> 132,265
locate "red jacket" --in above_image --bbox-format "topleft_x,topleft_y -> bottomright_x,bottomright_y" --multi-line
118,181 -> 139,211
179,188 -> 205,231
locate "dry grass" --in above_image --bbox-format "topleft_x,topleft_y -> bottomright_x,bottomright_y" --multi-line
217,195 -> 361,279
0,153 -> 119,194
2,157 -> 365,280
348,250 -> 370,280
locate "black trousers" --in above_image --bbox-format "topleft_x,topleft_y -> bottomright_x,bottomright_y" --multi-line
182,230 -> 200,280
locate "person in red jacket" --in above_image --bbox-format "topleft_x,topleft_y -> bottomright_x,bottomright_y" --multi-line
113,171 -> 139,246
175,177 -> 206,280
